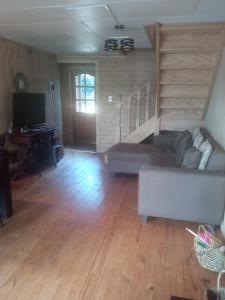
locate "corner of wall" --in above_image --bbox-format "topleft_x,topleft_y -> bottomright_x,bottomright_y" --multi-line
203,48 -> 225,149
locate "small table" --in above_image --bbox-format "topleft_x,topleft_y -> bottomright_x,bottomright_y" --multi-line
0,150 -> 13,217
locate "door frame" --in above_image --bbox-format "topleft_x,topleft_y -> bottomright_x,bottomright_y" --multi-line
68,60 -> 99,148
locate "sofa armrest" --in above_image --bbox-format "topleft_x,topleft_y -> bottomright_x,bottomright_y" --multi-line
138,165 -> 225,224
153,134 -> 176,147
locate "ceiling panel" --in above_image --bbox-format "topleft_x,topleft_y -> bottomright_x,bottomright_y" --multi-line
0,7 -> 109,25
197,0 -> 225,16
111,0 -> 200,18
0,0 -> 224,55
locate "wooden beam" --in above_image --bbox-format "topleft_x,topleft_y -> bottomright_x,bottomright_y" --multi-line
155,23 -> 161,119
144,24 -> 156,49
160,21 -> 225,32
202,28 -> 225,120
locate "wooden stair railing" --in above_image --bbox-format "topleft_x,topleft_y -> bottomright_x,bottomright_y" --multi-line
124,81 -> 156,143
127,81 -> 151,135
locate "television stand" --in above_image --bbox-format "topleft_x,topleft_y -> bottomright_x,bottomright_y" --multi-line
6,128 -> 61,178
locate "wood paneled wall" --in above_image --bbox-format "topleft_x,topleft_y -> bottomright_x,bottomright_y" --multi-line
59,50 -> 155,152
0,37 -> 62,134
204,49 -> 225,149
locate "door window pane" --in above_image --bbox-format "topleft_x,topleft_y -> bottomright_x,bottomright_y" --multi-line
74,73 -> 96,113
86,74 -> 95,86
76,87 -> 85,99
76,101 -> 86,113
75,74 -> 85,86
86,87 -> 95,100
86,101 -> 96,113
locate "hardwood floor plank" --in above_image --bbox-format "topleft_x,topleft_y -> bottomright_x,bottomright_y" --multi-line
0,150 -> 219,300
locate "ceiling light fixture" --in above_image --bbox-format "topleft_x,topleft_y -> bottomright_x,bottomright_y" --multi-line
121,38 -> 135,51
105,39 -> 119,51
105,38 -> 134,52
80,21 -> 94,33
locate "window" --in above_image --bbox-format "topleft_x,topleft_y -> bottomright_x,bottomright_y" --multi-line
74,73 -> 96,113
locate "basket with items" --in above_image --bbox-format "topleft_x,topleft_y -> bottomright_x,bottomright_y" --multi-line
186,225 -> 225,273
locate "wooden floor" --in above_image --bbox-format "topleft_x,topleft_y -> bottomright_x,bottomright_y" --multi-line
0,150 -> 219,300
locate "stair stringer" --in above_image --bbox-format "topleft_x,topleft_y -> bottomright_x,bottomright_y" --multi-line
123,116 -> 156,143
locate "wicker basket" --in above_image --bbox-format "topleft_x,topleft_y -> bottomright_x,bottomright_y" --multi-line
194,225 -> 225,273
206,270 -> 225,299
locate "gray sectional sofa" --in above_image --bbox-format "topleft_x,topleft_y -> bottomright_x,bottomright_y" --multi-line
105,129 -> 225,225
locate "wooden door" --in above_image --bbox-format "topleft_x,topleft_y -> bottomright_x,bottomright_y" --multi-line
72,70 -> 96,146
74,113 -> 96,145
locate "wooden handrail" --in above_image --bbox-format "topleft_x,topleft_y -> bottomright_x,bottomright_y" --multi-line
127,81 -> 151,134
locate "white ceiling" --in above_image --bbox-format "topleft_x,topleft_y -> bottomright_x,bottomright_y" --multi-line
0,0 -> 225,55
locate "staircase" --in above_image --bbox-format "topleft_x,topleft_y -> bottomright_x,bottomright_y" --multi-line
123,81 -> 156,143
124,22 -> 225,143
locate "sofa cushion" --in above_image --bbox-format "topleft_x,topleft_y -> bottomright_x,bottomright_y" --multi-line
199,139 -> 213,170
206,137 -> 225,173
150,145 -> 175,156
153,133 -> 176,147
193,129 -> 204,150
106,143 -> 152,162
200,128 -> 225,173
192,127 -> 200,140
149,153 -> 178,168
174,131 -> 188,151
182,147 -> 202,169
176,132 -> 193,165
206,147 -> 225,173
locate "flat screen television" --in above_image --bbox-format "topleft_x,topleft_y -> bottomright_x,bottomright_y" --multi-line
13,93 -> 46,129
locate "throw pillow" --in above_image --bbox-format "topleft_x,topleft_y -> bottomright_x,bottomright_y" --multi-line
199,139 -> 213,170
176,132 -> 193,165
182,147 -> 202,169
193,130 -> 204,150
174,131 -> 189,151
192,127 -> 201,141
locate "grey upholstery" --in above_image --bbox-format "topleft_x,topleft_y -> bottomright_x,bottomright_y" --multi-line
153,132 -> 177,147
138,165 -> 225,225
106,143 -> 152,162
106,143 -> 152,174
105,128 -> 225,224
175,131 -> 192,165
182,147 -> 202,169
201,128 -> 225,172
105,142 -> 177,174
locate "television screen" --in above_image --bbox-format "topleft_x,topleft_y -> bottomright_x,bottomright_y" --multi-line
13,93 -> 46,128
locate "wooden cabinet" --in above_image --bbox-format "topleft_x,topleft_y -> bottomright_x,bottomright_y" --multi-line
6,128 -> 57,177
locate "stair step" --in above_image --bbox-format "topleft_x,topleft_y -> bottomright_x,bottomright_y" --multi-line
160,83 -> 210,98
160,82 -> 209,85
160,69 -> 213,84
161,108 -> 203,120
160,118 -> 202,132
160,97 -> 206,110
160,48 -> 220,54
160,66 -> 215,70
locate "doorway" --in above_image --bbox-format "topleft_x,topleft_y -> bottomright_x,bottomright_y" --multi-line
71,64 -> 96,151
